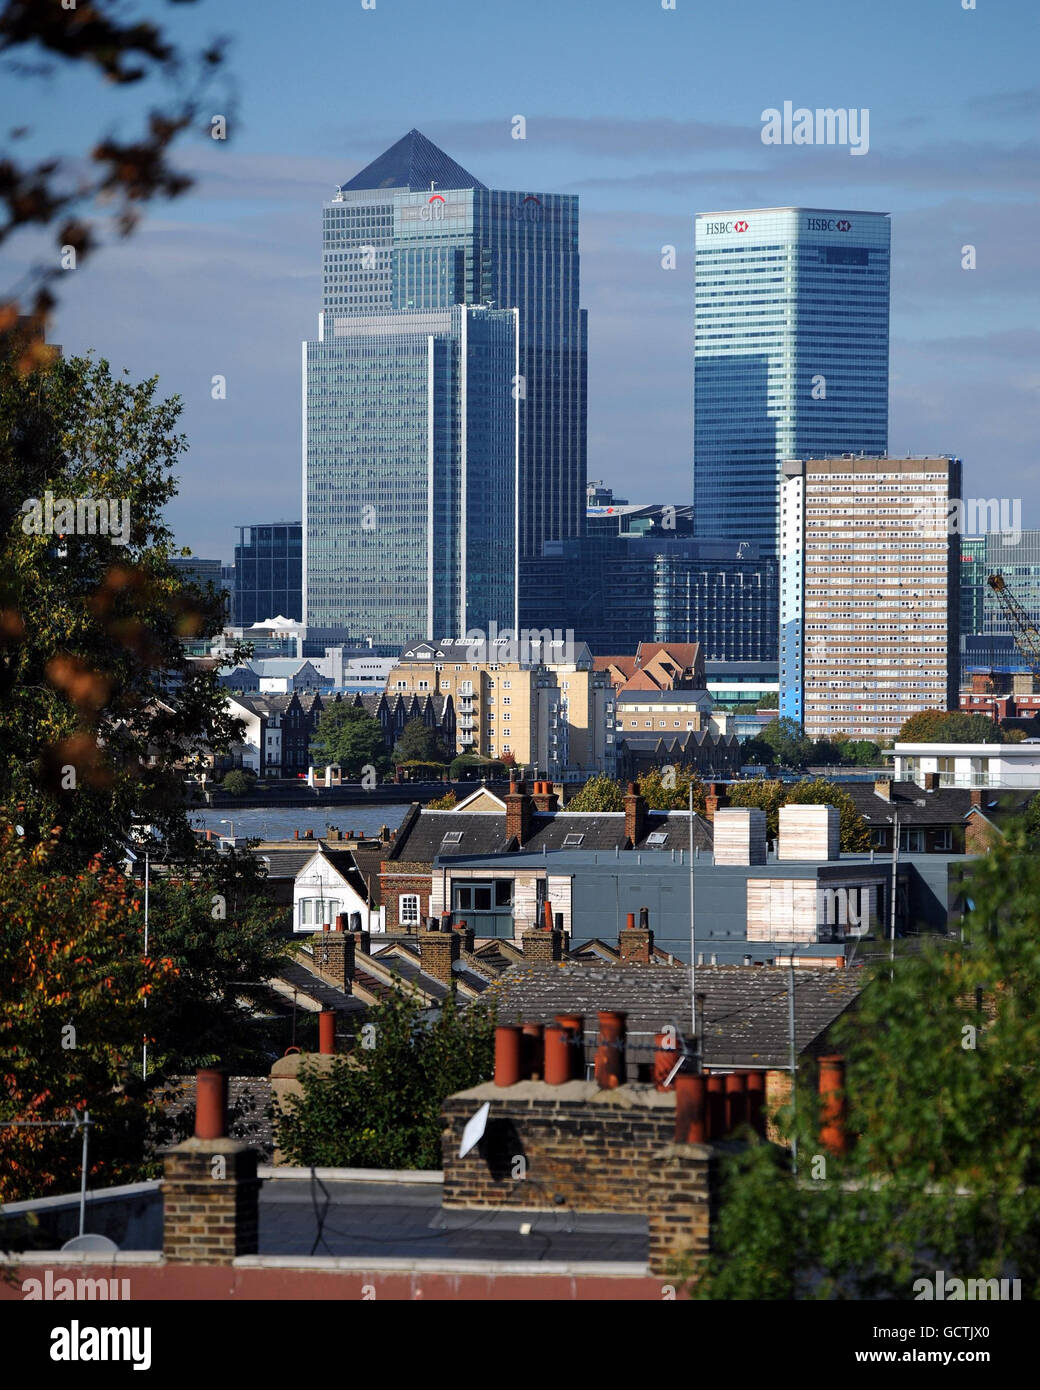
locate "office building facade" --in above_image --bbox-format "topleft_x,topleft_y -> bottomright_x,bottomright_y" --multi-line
520,536 -> 778,661
233,523 -> 302,626
780,456 -> 961,738
305,305 -> 518,646
694,208 -> 890,555
305,130 -> 587,639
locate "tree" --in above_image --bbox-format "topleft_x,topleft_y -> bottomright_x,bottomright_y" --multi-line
426,789 -> 457,810
760,717 -> 814,768
755,692 -> 779,710
144,853 -> 290,1076
740,737 -> 774,767
0,352 -> 248,872
0,816 -> 176,1202
897,710 -> 1003,744
809,738 -> 844,766
392,717 -> 444,765
309,703 -> 387,776
220,768 -> 255,797
783,777 -> 871,853
273,990 -> 495,1170
726,778 -> 786,840
0,0 -> 231,349
692,828 -> 1040,1299
638,765 -> 705,813
566,773 -> 625,812
846,739 -> 881,767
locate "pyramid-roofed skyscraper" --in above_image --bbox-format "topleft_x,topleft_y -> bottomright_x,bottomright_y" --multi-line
303,130 -> 587,647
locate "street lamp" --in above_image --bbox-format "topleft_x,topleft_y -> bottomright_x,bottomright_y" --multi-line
219,817 -> 235,843
885,810 -> 899,978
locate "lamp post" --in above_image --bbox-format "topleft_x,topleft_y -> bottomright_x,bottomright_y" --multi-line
886,810 -> 899,978
219,817 -> 235,843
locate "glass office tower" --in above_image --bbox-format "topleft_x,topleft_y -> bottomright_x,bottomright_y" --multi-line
694,208 -> 890,555
304,304 -> 518,647
233,523 -> 302,625
307,128 -> 587,631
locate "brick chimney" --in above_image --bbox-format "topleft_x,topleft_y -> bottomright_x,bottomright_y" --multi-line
619,906 -> 654,964
703,782 -> 727,822
970,787 -> 985,808
419,915 -> 459,984
162,1069 -> 260,1264
313,918 -> 355,989
522,925 -> 562,963
624,781 -> 647,846
922,772 -> 939,792
874,778 -> 891,801
531,779 -> 559,812
505,776 -> 533,845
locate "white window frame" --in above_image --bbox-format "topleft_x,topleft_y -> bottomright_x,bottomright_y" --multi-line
399,893 -> 421,926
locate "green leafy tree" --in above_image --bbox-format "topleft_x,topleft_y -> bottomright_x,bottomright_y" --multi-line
638,765 -> 705,812
0,352 -> 248,871
310,703 -> 387,776
726,778 -> 786,839
145,852 -> 290,1076
273,990 -> 495,1169
693,828 -> 1040,1299
898,710 -> 1003,744
392,716 -> 445,765
426,789 -> 457,810
220,768 -> 255,797
566,773 -> 625,812
740,737 -> 774,767
783,778 -> 871,853
755,692 -> 779,710
809,738 -> 844,766
846,739 -> 881,766
760,717 -> 814,768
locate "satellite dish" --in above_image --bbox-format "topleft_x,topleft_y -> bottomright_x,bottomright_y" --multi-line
60,1234 -> 119,1254
458,1101 -> 490,1158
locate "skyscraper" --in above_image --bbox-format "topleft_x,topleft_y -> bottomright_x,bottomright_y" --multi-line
305,130 -> 587,641
694,208 -> 890,555
780,456 -> 961,739
233,522 -> 303,625
305,304 -> 518,648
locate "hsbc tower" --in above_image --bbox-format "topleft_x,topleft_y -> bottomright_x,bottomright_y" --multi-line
693,207 -> 890,556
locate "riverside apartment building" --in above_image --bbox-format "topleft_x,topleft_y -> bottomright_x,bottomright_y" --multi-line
780,456 -> 961,739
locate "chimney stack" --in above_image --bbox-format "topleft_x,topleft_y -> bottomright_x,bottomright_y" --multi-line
619,906 -> 655,964
522,924 -> 562,963
594,1011 -> 626,1089
922,772 -> 939,792
703,782 -> 727,823
531,779 -> 559,812
818,1055 -> 847,1154
970,787 -> 984,808
624,782 -> 647,846
505,776 -> 533,845
419,916 -> 460,985
874,778 -> 891,802
713,807 -> 767,865
162,1068 -> 259,1264
777,803 -> 840,862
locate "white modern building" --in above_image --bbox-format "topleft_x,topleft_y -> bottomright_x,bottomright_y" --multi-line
893,740 -> 1040,789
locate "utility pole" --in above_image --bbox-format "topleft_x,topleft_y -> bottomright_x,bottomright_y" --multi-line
688,779 -> 697,1061
142,850 -> 150,1079
888,810 -> 899,979
788,954 -> 797,1175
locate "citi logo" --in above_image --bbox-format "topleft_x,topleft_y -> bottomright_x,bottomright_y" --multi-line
419,194 -> 446,222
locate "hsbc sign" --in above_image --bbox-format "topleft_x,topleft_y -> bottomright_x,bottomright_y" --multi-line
703,219 -> 750,235
807,217 -> 852,232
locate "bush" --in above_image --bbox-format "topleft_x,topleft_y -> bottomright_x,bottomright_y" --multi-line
221,769 -> 256,797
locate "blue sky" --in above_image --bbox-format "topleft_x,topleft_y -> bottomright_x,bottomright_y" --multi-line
2,0 -> 1038,560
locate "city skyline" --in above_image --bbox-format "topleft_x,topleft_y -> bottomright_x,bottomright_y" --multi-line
1,0 -> 1035,561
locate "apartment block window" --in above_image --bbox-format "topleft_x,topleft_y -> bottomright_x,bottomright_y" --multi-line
399,894 -> 421,927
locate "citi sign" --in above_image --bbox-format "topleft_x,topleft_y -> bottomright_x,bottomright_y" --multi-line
807,217 -> 852,232
419,193 -> 447,222
703,219 -> 750,235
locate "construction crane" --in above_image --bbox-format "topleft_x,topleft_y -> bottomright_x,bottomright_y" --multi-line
986,573 -> 1040,678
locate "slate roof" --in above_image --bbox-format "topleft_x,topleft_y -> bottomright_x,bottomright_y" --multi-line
387,806 -> 714,863
844,782 -> 976,826
481,962 -> 865,1068
258,847 -> 319,880
340,129 -> 486,193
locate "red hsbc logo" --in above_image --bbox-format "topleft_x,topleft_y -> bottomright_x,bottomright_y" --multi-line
734,220 -> 749,232
836,218 -> 852,232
